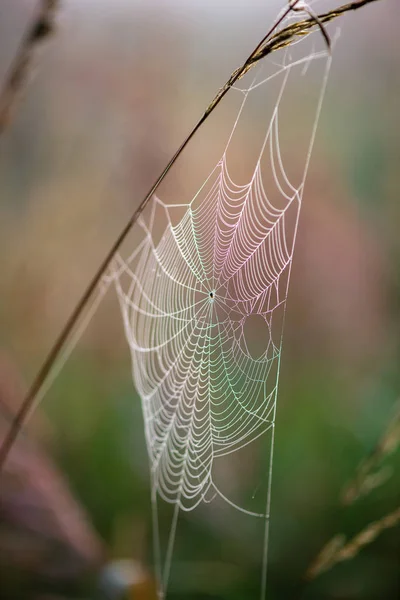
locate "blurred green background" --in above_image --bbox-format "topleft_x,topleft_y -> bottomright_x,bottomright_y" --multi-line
0,1 -> 399,599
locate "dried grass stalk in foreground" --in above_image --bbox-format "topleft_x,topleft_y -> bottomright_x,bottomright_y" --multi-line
307,402 -> 400,580
205,0 -> 382,116
0,0 -> 60,135
0,354 -> 104,576
306,506 -> 400,579
0,0 -> 384,470
342,402 -> 400,505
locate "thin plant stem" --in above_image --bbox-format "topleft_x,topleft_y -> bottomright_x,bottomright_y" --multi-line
0,0 -> 60,135
342,401 -> 400,504
306,506 -> 400,579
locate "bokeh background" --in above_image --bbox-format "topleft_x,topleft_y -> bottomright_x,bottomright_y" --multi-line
0,0 -> 399,599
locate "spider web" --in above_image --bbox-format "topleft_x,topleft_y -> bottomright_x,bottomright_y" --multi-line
109,13 -> 332,598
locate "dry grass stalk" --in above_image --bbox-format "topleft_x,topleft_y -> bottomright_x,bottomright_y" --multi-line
205,0 -> 383,116
0,0 -> 60,135
342,402 -> 400,504
252,0 -> 382,63
306,506 -> 400,579
307,405 -> 400,580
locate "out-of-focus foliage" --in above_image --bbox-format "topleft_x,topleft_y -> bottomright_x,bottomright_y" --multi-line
0,1 -> 399,598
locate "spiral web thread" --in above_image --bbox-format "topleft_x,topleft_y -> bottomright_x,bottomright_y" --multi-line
109,22 -> 332,598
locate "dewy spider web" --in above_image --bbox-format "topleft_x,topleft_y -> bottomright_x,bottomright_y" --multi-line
109,14 -> 332,598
